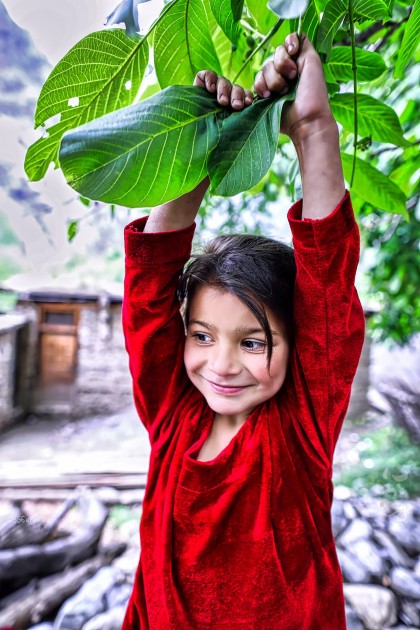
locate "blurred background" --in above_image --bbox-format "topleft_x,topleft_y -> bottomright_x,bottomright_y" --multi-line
0,0 -> 419,628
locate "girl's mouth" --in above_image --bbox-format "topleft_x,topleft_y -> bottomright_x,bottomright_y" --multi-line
208,381 -> 249,395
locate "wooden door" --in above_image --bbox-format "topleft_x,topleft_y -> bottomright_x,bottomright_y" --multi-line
39,305 -> 79,384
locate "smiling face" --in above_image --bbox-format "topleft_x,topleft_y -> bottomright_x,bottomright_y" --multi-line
184,286 -> 289,425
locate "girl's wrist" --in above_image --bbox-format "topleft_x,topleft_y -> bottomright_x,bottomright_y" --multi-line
289,116 -> 338,148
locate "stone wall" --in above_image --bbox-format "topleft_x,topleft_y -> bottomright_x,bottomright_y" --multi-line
73,301 -> 133,418
0,314 -> 32,430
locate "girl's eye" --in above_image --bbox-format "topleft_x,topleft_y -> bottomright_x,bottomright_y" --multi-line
192,332 -> 212,344
242,339 -> 266,352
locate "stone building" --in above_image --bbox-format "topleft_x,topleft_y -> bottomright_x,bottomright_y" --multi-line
0,283 -> 372,431
0,286 -> 133,429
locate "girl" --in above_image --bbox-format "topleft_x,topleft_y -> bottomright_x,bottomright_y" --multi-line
121,32 -> 365,629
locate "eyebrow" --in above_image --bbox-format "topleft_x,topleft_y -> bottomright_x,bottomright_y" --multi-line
189,319 -> 280,336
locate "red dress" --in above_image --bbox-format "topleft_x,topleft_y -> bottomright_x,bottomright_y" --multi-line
121,192 -> 365,629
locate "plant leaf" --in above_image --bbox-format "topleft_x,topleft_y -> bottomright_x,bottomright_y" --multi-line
323,47 -> 387,82
246,0 -> 278,33
353,0 -> 391,21
394,0 -> 420,78
25,30 -> 148,181
67,220 -> 79,242
154,0 -> 222,88
208,91 -> 295,196
330,93 -> 411,147
341,153 -> 407,216
268,0 -> 310,19
209,0 -> 244,43
290,0 -> 320,44
316,0 -> 347,61
59,86 -> 223,207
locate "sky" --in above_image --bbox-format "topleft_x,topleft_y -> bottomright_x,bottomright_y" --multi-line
3,0 -> 162,65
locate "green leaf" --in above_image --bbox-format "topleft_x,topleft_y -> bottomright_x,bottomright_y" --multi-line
212,27 -> 255,88
208,91 -> 295,196
353,0 -> 391,21
59,86 -> 222,208
330,93 -> 411,147
210,0 -> 244,43
67,221 -> 79,242
268,0 -> 310,19
323,47 -> 387,82
290,0 -> 320,44
246,0 -> 278,33
316,0 -> 347,61
394,0 -> 420,78
25,30 -> 148,181
341,153 -> 407,216
154,0 -> 222,88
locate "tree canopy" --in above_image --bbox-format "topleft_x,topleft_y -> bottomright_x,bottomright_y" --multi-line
24,0 -> 419,344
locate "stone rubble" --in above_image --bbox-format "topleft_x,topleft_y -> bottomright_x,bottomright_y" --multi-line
20,488 -> 420,629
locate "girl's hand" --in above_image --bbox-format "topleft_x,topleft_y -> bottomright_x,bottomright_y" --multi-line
193,71 -> 254,110
254,32 -> 335,143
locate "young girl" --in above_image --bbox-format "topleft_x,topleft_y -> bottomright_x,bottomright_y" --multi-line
121,32 -> 365,630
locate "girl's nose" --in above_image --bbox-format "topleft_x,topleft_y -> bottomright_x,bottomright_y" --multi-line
208,344 -> 241,376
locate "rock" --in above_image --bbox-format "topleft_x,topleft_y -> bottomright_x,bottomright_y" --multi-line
338,518 -> 373,547
331,499 -> 348,538
373,529 -> 414,569
112,549 -> 139,578
401,600 -> 420,627
337,547 -> 370,583
106,582 -> 132,609
343,502 -> 357,521
28,624 -> 54,630
389,514 -> 420,554
81,606 -> 126,630
345,605 -> 364,630
344,584 -> 397,630
117,520 -> 141,549
54,566 -> 124,630
415,557 -> 420,578
334,485 -> 354,501
390,567 -> 420,599
346,539 -> 386,578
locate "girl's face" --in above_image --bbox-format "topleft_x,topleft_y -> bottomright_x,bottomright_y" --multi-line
184,286 -> 289,424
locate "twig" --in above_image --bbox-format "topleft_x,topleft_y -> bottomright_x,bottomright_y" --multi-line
233,18 -> 284,83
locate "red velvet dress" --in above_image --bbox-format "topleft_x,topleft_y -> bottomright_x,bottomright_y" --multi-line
121,192 -> 365,629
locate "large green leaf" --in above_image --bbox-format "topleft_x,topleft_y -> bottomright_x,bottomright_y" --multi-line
59,86 -> 223,207
353,0 -> 391,21
323,47 -> 387,82
24,30 -> 149,181
341,153 -> 407,216
330,93 -> 411,147
154,0 -> 222,88
316,0 -> 347,61
210,0 -> 244,43
268,0 -> 310,19
208,92 -> 294,195
394,0 -> 420,78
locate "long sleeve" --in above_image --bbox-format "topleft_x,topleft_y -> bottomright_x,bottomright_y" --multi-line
284,191 -> 365,471
122,216 -> 196,447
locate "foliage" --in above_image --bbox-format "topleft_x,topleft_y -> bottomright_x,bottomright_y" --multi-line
334,424 -> 420,499
24,0 -> 420,343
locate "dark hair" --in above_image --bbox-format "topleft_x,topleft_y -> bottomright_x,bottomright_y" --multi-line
177,234 -> 296,369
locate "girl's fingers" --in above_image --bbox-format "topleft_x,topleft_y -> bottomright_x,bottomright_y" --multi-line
217,76 -> 232,105
194,70 -> 217,92
254,70 -> 270,98
284,32 -> 300,56
273,45 -> 297,81
244,90 -> 253,106
263,60 -> 289,94
194,71 -> 252,109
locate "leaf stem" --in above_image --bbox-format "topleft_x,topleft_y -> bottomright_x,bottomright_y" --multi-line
348,0 -> 358,187
232,18 -> 284,84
